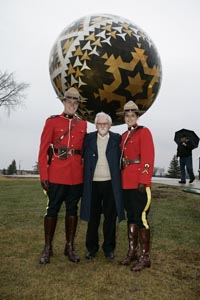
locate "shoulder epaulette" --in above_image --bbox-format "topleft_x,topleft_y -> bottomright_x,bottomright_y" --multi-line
48,115 -> 60,119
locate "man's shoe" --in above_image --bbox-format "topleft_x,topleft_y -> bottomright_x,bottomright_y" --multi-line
178,180 -> 186,184
189,177 -> 195,184
85,251 -> 96,259
104,252 -> 115,259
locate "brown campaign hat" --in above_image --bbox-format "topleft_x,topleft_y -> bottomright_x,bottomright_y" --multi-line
116,100 -> 142,116
64,87 -> 80,99
123,100 -> 139,112
58,87 -> 85,102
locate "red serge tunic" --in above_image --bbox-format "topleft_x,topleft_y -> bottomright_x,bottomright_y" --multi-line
38,113 -> 87,185
121,125 -> 155,189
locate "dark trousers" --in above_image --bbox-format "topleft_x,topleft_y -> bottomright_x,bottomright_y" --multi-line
86,180 -> 117,254
46,183 -> 82,217
123,188 -> 151,229
179,156 -> 195,181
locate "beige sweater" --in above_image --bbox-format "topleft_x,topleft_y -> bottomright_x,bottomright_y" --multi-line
93,133 -> 111,181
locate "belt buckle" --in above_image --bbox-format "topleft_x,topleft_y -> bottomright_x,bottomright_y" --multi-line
122,158 -> 128,168
58,146 -> 68,159
125,159 -> 129,167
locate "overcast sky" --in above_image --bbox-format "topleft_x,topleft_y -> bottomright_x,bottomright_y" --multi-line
0,0 -> 200,175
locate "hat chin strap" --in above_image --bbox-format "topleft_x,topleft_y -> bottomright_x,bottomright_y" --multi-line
125,109 -> 138,113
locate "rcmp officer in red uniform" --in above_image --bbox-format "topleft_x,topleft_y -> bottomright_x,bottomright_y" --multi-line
118,100 -> 154,272
38,87 -> 87,264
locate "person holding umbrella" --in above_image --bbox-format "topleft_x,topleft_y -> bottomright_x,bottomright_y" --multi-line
176,134 -> 195,184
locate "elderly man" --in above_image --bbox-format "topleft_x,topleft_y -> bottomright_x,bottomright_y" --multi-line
80,112 -> 124,260
38,87 -> 87,264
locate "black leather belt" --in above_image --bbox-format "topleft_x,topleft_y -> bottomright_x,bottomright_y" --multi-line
54,148 -> 82,155
122,157 -> 140,169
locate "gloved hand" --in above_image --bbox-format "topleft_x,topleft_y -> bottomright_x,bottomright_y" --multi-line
138,183 -> 146,193
40,180 -> 49,192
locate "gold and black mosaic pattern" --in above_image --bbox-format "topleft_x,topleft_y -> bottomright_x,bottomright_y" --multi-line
49,14 -> 162,125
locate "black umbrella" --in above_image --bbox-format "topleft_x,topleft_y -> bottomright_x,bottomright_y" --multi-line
174,128 -> 200,149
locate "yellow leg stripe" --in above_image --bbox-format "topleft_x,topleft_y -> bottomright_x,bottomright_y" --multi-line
141,187 -> 151,229
43,189 -> 50,216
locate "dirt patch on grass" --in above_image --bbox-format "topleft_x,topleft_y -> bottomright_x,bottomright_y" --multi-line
152,185 -> 183,200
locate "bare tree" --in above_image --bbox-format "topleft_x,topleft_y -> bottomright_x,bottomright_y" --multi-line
0,70 -> 29,114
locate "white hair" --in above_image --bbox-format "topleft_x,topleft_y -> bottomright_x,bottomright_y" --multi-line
94,112 -> 112,125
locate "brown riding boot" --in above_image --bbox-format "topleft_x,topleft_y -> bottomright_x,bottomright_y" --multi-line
64,216 -> 80,263
118,224 -> 138,265
131,228 -> 151,272
39,216 -> 57,264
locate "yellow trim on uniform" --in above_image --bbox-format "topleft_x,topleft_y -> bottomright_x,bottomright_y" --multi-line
43,189 -> 50,216
141,187 -> 151,229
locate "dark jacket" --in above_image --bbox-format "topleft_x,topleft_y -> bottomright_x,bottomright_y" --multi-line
80,131 -> 125,222
177,139 -> 193,158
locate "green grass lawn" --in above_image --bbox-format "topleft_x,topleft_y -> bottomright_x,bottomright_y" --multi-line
0,177 -> 199,300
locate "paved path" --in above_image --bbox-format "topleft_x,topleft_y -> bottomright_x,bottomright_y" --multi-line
2,174 -> 200,190
152,177 -> 200,189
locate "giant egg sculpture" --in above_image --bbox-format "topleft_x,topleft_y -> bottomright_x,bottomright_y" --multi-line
49,14 -> 162,125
